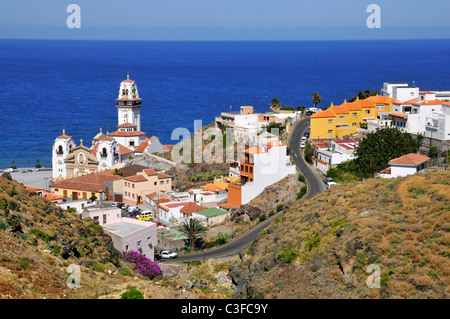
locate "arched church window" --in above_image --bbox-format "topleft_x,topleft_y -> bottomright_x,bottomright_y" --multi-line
57,145 -> 63,155
101,147 -> 108,157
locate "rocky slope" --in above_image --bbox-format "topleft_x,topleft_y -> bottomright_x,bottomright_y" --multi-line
0,174 -> 234,299
229,170 -> 450,299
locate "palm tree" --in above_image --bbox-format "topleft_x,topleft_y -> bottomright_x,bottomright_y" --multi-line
311,92 -> 322,109
181,218 -> 207,251
270,97 -> 281,111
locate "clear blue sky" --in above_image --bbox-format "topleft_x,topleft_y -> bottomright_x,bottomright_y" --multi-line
1,0 -> 449,40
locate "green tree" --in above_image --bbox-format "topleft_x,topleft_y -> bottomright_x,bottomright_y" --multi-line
428,146 -> 439,160
303,141 -> 315,164
296,105 -> 306,113
348,90 -> 380,102
35,158 -> 41,168
270,97 -> 281,111
180,218 -> 207,251
311,92 -> 322,109
352,127 -> 421,178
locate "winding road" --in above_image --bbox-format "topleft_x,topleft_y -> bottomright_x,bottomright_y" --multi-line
164,117 -> 326,262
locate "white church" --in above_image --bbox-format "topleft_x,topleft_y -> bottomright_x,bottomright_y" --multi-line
52,75 -> 163,179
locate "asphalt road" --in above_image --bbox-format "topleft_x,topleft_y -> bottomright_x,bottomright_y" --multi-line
163,117 -> 326,262
288,118 -> 326,199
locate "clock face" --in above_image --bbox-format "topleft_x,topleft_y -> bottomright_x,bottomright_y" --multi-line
77,152 -> 86,166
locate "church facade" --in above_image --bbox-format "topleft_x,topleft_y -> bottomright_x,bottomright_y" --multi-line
52,75 -> 163,180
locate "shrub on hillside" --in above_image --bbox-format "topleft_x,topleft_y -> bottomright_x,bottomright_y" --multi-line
122,250 -> 163,279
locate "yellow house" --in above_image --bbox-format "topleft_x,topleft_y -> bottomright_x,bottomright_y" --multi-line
310,95 -> 396,139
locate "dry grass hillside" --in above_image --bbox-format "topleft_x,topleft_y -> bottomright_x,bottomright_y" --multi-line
0,174 -> 234,299
229,170 -> 450,299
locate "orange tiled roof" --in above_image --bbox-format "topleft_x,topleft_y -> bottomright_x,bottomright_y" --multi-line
265,140 -> 286,147
311,108 -> 335,118
331,105 -> 349,114
419,91 -> 435,94
356,99 -> 375,108
389,153 -> 430,166
24,185 -> 43,192
343,102 -> 362,111
389,112 -> 408,118
201,183 -> 225,192
244,147 -> 265,154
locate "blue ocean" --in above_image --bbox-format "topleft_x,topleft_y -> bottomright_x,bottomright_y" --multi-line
0,39 -> 449,168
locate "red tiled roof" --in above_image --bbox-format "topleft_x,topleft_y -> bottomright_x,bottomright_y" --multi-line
157,173 -> 172,179
143,169 -> 157,176
180,202 -> 207,216
389,153 -> 430,166
118,143 -> 133,155
124,175 -> 148,182
109,130 -> 146,137
117,122 -> 137,128
51,170 -> 123,193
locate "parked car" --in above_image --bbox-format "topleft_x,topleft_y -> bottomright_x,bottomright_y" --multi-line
300,141 -> 306,148
325,177 -> 337,189
154,221 -> 166,228
4,168 -> 13,173
159,250 -> 178,259
127,206 -> 140,213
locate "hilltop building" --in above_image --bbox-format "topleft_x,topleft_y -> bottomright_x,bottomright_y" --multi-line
52,75 -> 163,180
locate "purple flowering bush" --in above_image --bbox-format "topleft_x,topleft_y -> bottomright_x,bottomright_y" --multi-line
122,250 -> 163,279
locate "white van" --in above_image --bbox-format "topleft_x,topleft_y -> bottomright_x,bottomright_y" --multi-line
137,210 -> 153,221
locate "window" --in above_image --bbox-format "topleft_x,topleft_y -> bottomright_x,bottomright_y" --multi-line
339,116 -> 344,121
125,245 -> 129,251
154,181 -> 157,186
376,105 -> 384,110
250,166 -> 253,173
328,130 -> 333,134
328,119 -> 333,124
352,113 -> 357,117
352,123 -> 357,126
166,180 -> 169,184
132,193 -> 135,198
93,216 -> 99,222
365,110 -> 370,114
103,214 -> 107,224
160,181 -> 164,185
132,184 -> 134,189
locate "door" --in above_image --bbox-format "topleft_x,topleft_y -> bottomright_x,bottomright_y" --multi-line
72,191 -> 78,200
63,190 -> 67,198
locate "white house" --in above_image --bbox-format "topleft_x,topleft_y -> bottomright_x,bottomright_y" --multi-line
379,153 -> 430,178
228,140 -> 296,206
83,205 -> 158,261
312,139 -> 359,173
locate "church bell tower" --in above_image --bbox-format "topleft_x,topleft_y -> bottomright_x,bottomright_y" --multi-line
116,74 -> 142,131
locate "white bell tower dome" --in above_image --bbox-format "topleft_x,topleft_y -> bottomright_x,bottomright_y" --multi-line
116,74 -> 142,131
